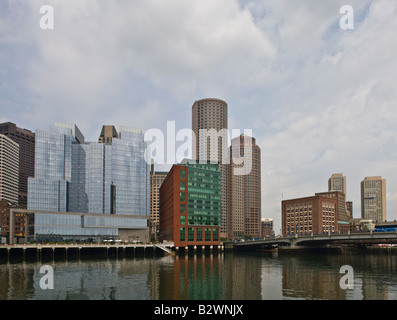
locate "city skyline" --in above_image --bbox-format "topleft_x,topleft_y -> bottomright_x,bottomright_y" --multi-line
1,0 -> 397,233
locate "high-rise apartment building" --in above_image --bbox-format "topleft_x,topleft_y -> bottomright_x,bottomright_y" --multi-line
0,122 -> 35,207
27,123 -> 150,242
159,160 -> 221,248
228,134 -> 261,239
328,173 -> 347,196
192,98 -> 229,239
150,163 -> 168,240
361,176 -> 387,222
0,134 -> 19,204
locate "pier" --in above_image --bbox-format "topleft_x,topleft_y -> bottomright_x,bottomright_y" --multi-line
0,243 -> 175,259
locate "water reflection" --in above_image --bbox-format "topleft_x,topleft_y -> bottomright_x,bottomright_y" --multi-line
1,249 -> 397,300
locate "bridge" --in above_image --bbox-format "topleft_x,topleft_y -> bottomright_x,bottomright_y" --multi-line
233,231 -> 397,251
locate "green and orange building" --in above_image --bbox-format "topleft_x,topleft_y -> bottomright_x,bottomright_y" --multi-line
159,160 -> 221,248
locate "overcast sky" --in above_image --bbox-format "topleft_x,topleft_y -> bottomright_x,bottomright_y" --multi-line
1,0 -> 397,233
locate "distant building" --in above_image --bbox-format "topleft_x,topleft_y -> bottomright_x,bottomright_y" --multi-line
282,194 -> 340,236
361,176 -> 387,223
159,160 -> 221,248
27,122 -> 150,242
150,163 -> 168,241
328,173 -> 346,196
228,134 -> 261,239
261,218 -> 274,238
98,125 -> 119,144
346,201 -> 353,217
0,134 -> 19,205
0,122 -> 35,207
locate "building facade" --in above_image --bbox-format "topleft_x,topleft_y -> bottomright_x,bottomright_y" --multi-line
361,176 -> 387,223
159,160 -> 221,248
282,195 -> 339,236
261,218 -> 274,238
228,134 -> 261,239
0,134 -> 19,204
0,122 -> 35,208
328,173 -> 346,196
315,191 -> 351,232
192,98 -> 229,239
27,123 -> 150,242
150,163 -> 168,240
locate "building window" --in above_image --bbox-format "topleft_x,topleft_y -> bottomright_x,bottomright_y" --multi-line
205,228 -> 211,242
197,228 -> 203,241
180,227 -> 185,241
188,228 -> 194,242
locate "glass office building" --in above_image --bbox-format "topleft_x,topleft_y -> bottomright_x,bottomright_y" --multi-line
27,123 -> 150,242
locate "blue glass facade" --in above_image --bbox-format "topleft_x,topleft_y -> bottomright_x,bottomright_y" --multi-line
27,123 -> 149,241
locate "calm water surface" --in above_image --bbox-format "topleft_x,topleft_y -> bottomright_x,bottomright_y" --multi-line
1,249 -> 397,300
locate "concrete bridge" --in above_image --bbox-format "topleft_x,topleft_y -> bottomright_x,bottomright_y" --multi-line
233,231 -> 397,251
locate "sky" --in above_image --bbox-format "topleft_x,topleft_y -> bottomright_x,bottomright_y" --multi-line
1,0 -> 397,234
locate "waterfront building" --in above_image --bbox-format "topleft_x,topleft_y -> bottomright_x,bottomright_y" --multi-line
0,200 -> 23,243
281,194 -> 339,236
150,163 -> 168,240
192,98 -> 229,240
27,122 -> 150,242
0,134 -> 19,205
0,122 -> 35,208
315,191 -> 350,232
361,176 -> 387,223
228,134 -> 261,239
159,160 -> 221,248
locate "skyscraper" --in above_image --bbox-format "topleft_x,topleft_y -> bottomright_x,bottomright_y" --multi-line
328,173 -> 347,196
361,176 -> 387,222
0,122 -> 35,207
192,98 -> 229,239
0,134 -> 19,204
228,134 -> 261,239
27,122 -> 150,242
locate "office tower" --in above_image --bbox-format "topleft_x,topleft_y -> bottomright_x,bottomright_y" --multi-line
282,194 -> 339,236
0,134 -> 19,204
192,98 -> 229,239
150,163 -> 168,240
328,173 -> 346,196
0,122 -> 35,207
361,176 -> 387,222
159,160 -> 221,248
27,122 -> 150,242
228,134 -> 261,239
98,125 -> 119,144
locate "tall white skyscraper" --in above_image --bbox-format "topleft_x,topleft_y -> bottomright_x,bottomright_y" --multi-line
361,176 -> 387,222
